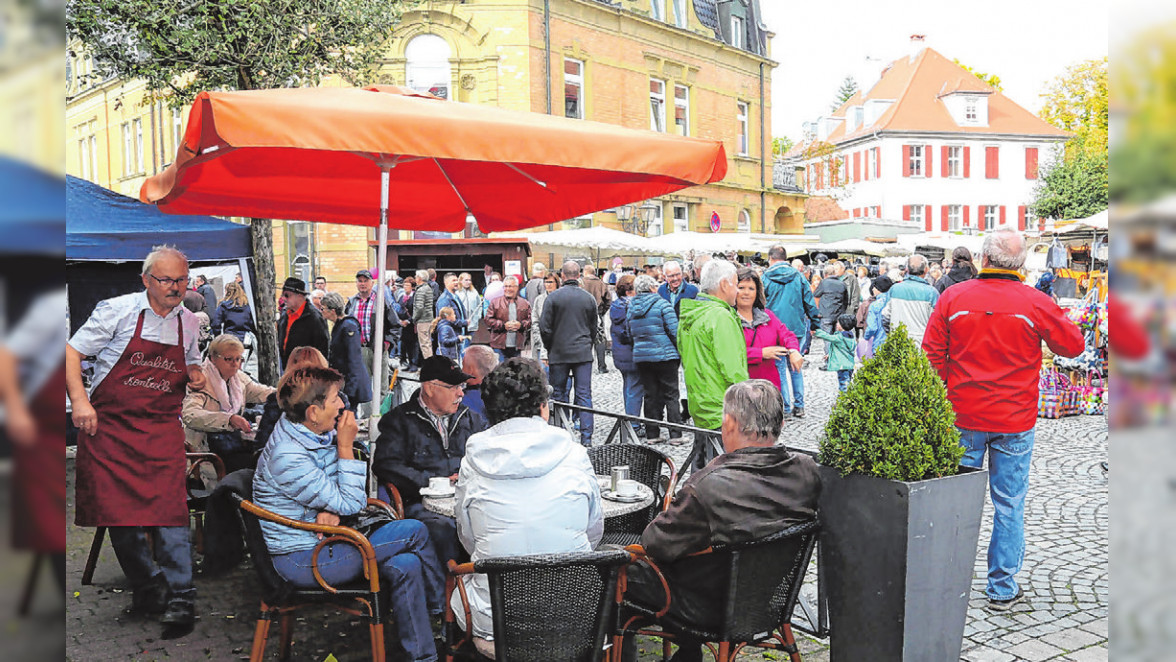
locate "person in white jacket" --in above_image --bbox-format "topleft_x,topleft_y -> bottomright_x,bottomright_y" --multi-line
452,357 -> 604,645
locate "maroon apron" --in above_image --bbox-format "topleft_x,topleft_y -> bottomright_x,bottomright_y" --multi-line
12,367 -> 67,551
74,311 -> 189,527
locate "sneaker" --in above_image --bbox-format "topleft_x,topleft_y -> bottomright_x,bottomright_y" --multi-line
986,588 -> 1025,612
126,573 -> 169,616
159,600 -> 196,639
793,407 -> 805,419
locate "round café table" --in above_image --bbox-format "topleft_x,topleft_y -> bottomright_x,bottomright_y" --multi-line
421,475 -> 654,519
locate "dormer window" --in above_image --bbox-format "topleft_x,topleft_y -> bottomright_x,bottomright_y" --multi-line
731,16 -> 744,49
965,98 -> 977,122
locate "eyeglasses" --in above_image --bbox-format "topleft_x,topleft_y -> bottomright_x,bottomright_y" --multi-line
148,273 -> 190,287
429,380 -> 465,391
217,355 -> 245,364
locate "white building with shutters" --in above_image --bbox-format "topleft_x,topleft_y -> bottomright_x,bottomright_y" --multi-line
787,42 -> 1069,233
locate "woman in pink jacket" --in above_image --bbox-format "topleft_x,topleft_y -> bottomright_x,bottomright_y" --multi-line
736,268 -> 803,390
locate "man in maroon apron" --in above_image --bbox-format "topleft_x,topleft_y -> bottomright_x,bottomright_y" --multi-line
66,246 -> 208,638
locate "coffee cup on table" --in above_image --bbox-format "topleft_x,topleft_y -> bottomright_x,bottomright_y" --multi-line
428,476 -> 452,494
616,479 -> 639,498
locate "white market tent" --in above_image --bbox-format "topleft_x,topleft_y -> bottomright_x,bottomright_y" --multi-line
1056,209 -> 1109,233
801,238 -> 904,257
495,226 -> 661,260
646,230 -> 804,256
895,232 -> 986,256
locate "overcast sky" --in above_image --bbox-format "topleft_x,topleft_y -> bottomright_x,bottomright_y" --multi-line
760,0 -> 1110,141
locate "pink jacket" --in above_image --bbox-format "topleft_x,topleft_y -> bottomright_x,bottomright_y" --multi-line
740,308 -> 800,389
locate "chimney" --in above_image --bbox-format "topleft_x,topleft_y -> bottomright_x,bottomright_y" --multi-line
909,34 -> 925,62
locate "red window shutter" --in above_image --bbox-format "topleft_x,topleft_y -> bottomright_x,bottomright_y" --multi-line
903,145 -> 911,177
941,205 -> 949,231
1025,147 -> 1038,179
1000,205 -> 1007,226
1018,205 -> 1027,230
963,146 -> 971,178
986,146 -> 999,179
854,152 -> 861,182
941,146 -> 949,177
903,205 -> 911,221
963,205 -> 971,227
925,205 -> 933,231
978,206 -> 986,228
875,147 -> 881,178
925,145 -> 933,176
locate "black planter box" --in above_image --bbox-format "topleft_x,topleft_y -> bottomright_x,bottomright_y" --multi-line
818,463 -> 988,662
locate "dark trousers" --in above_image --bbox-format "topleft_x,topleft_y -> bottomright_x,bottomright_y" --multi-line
619,561 -> 708,662
400,325 -> 419,369
493,347 -> 521,363
109,525 -> 195,609
550,361 -> 594,446
595,341 -> 608,371
637,359 -> 682,439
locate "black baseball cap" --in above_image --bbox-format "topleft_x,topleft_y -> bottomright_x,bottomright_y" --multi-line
420,356 -> 473,385
356,269 -> 373,280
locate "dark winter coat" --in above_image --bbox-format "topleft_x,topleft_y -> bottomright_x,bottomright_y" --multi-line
538,281 -> 599,365
627,291 -> 680,364
762,262 -> 820,339
277,301 -> 330,368
198,283 -> 218,312
373,390 -> 488,506
657,281 -> 700,317
329,316 -> 372,406
436,319 -> 461,361
609,297 -> 637,372
935,263 -> 978,293
812,277 -> 849,326
210,301 -> 255,341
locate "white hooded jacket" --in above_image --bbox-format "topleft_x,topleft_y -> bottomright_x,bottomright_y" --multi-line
452,416 -> 604,639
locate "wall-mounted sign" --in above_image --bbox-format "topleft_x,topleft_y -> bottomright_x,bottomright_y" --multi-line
710,211 -> 721,233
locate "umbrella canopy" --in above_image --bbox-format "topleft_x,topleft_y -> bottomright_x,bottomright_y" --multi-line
502,226 -> 660,259
140,86 -> 728,232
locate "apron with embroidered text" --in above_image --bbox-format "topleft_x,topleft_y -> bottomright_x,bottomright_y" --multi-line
74,311 -> 189,527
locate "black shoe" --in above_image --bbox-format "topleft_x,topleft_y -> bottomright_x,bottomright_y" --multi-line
793,407 -> 805,419
1100,461 -> 1109,473
986,587 -> 1025,612
126,574 -> 169,615
159,601 -> 196,638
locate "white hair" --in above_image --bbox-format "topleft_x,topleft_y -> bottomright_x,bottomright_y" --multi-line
532,262 -> 546,275
310,289 -> 326,300
699,259 -> 737,294
415,269 -> 429,281
982,224 -> 1028,270
663,260 -> 682,274
462,345 -> 499,379
822,263 -> 838,277
633,274 -> 658,294
503,275 -> 519,286
887,268 -> 903,282
142,245 -> 188,275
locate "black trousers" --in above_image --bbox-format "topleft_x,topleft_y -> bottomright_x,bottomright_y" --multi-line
637,359 -> 682,438
619,561 -> 707,662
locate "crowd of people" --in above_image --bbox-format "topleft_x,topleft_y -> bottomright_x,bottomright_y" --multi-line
65,222 -> 1088,658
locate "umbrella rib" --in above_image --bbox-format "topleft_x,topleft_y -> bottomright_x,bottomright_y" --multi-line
431,158 -> 471,214
505,163 -> 552,192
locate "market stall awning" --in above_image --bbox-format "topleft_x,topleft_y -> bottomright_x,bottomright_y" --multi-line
496,226 -> 660,258
1057,209 -> 1109,233
894,232 -> 985,256
646,231 -> 795,256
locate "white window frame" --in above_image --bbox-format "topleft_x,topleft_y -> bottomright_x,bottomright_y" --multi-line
673,84 -> 689,136
78,134 -> 91,180
736,101 -> 749,156
948,205 -> 962,231
731,16 -> 744,49
947,145 -> 962,178
984,205 -> 998,230
649,78 -> 666,132
564,58 -> 584,120
133,118 -> 144,174
121,122 -> 134,177
671,203 -> 689,233
909,144 -> 924,177
650,0 -> 664,21
737,209 -> 752,233
672,0 -> 688,28
172,107 -> 183,153
910,204 -> 924,226
645,204 -> 664,237
965,98 -> 978,122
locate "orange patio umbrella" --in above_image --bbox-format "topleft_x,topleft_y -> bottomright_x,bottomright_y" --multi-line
141,85 -> 728,417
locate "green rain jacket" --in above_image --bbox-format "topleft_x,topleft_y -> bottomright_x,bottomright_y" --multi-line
678,293 -> 749,430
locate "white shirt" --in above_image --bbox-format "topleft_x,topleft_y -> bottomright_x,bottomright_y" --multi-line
68,291 -> 202,393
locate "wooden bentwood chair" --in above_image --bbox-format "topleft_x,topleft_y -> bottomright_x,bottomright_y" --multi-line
612,520 -> 821,662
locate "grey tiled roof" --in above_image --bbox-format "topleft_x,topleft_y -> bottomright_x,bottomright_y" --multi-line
693,0 -> 720,31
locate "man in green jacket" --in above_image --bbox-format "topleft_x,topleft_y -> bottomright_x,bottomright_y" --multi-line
678,259 -> 749,470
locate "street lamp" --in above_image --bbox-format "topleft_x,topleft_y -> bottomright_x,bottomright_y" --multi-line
639,204 -> 660,237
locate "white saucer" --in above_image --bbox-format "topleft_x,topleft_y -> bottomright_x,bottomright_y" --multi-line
420,487 -> 456,498
601,489 -> 645,503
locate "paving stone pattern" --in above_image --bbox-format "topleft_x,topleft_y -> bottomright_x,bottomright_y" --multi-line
64,344 -> 1108,660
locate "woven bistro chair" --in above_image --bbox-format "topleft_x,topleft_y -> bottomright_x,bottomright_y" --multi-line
612,520 -> 820,662
587,444 -> 677,547
445,550 -> 632,662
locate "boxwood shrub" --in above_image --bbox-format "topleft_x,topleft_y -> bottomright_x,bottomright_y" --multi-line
818,324 -> 964,481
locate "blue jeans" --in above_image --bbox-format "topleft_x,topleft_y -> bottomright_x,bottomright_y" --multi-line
493,347 -> 521,364
778,360 -> 805,410
379,486 -> 462,570
109,525 -> 195,608
550,361 -> 594,445
957,427 -> 1035,601
272,519 -> 444,662
837,369 -> 853,392
619,369 -> 645,431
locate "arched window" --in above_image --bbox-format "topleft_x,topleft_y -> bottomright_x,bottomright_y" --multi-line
406,34 -> 452,100
738,209 -> 752,233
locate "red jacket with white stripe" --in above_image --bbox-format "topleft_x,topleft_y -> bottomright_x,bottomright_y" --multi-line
922,272 -> 1085,433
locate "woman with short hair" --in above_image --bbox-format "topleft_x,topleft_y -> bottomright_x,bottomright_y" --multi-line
320,292 -> 372,413
452,357 -> 603,646
253,366 -> 444,662
627,274 -> 683,443
609,274 -> 645,437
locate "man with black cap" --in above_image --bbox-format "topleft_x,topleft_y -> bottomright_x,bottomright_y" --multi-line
276,277 -> 329,368
374,355 -> 489,568
347,269 -> 406,411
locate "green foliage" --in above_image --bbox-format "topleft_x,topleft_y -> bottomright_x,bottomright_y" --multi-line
67,0 -> 414,106
953,59 -> 1003,91
1031,146 -> 1108,221
819,325 -> 963,482
772,136 -> 794,158
1039,58 -> 1108,162
830,75 -> 858,111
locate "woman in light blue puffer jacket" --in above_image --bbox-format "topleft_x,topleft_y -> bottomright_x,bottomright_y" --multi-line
253,366 -> 445,662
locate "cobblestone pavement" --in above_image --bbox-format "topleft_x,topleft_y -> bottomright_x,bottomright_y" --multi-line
65,346 -> 1108,661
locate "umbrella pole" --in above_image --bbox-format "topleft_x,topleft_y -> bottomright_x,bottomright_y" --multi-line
370,165 -> 391,443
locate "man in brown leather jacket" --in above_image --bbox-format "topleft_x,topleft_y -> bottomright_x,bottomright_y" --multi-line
580,264 -> 612,373
620,379 -> 821,662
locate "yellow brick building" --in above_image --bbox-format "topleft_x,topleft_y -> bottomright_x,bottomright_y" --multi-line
65,0 -> 806,292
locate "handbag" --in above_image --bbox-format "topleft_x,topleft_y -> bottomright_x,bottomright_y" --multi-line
207,429 -> 250,456
340,505 -> 397,538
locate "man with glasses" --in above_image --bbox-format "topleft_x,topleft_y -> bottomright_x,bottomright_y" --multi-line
66,245 -> 208,638
276,277 -> 329,369
374,355 -> 489,568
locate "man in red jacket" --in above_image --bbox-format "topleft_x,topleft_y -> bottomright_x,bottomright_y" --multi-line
923,225 -> 1085,612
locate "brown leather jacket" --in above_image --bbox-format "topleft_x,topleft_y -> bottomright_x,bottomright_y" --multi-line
581,274 -> 611,314
484,295 -> 532,350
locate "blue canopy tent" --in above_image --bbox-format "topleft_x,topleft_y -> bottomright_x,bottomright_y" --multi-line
0,157 -> 66,256
66,176 -> 255,334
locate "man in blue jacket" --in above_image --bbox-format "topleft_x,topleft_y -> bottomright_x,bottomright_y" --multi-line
762,246 -> 819,418
657,260 -> 699,316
